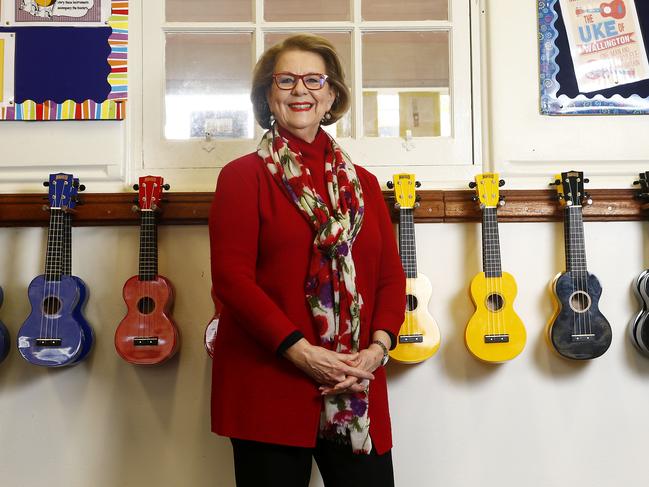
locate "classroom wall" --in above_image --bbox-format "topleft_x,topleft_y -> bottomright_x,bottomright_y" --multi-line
1,1 -> 649,486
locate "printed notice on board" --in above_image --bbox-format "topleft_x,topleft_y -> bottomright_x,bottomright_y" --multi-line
559,0 -> 649,92
15,0 -> 103,23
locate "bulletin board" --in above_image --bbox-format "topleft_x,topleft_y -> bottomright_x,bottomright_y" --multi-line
0,0 -> 127,120
539,0 -> 649,115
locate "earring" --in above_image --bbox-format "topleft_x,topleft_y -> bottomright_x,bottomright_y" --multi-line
269,113 -> 275,125
321,112 -> 332,123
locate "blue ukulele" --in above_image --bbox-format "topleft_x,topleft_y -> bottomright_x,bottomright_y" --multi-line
64,178 -> 94,363
0,287 -> 9,363
17,173 -> 85,367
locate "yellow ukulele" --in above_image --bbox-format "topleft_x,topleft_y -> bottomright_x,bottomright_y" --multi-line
465,173 -> 526,363
388,173 -> 441,363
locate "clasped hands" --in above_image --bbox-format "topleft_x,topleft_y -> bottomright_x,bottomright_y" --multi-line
284,338 -> 384,396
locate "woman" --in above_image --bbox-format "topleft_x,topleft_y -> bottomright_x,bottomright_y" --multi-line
209,33 -> 405,487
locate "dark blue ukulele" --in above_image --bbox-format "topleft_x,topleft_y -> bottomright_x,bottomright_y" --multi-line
64,178 -> 94,363
0,287 -> 10,363
17,173 -> 85,367
547,171 -> 612,360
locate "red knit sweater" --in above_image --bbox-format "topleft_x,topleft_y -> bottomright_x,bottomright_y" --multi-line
208,127 -> 405,454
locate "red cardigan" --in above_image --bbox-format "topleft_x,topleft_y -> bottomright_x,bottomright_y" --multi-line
209,128 -> 405,454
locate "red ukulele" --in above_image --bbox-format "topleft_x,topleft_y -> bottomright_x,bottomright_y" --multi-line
204,287 -> 222,358
114,176 -> 180,365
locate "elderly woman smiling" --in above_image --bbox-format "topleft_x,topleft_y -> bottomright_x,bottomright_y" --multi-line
209,33 -> 406,487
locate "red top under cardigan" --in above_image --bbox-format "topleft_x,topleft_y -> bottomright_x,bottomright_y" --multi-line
208,127 -> 406,454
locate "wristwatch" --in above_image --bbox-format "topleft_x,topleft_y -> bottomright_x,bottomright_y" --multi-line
372,340 -> 389,367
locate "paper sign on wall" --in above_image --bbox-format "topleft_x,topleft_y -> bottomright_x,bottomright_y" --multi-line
559,0 -> 649,92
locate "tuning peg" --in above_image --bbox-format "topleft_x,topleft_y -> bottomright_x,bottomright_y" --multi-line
584,178 -> 589,184
43,181 -> 50,187
468,181 -> 477,189
163,184 -> 170,190
386,181 -> 394,189
415,181 -> 421,188
131,205 -> 140,213
634,180 -> 640,185
394,202 -> 401,210
584,192 -> 593,205
498,195 -> 506,206
78,184 -> 86,192
566,199 -> 573,206
471,195 -> 479,202
133,184 -> 139,191
550,179 -> 560,186
499,179 -> 505,187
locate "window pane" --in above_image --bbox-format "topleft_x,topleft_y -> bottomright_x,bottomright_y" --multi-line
165,33 -> 254,140
166,0 -> 252,22
362,31 -> 450,138
362,0 -> 448,21
264,0 -> 350,21
265,32 -> 352,138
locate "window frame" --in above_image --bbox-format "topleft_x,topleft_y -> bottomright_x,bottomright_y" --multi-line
140,0 -> 483,190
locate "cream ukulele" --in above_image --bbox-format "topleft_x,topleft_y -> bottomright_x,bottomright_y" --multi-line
465,173 -> 526,363
387,173 -> 440,363
114,176 -> 180,365
547,171 -> 612,360
204,287 -> 222,358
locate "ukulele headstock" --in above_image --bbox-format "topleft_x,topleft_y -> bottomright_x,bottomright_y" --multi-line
134,176 -> 168,211
470,173 -> 505,208
633,172 -> 649,200
67,177 -> 85,211
388,173 -> 419,210
552,171 -> 591,207
44,173 -> 75,210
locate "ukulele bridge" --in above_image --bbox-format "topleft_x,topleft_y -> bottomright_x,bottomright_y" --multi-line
35,338 -> 62,347
398,334 -> 423,344
571,334 -> 595,342
134,337 -> 159,346
484,334 -> 509,343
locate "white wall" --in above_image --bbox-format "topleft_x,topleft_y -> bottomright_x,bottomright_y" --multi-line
2,1 -> 649,486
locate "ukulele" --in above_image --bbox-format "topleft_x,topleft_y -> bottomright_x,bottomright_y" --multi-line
630,172 -> 649,356
204,287 -> 222,358
64,178 -> 95,363
465,173 -> 526,363
547,171 -> 612,360
387,173 -> 441,363
576,0 -> 626,20
114,176 -> 180,365
0,287 -> 9,363
17,173 -> 85,367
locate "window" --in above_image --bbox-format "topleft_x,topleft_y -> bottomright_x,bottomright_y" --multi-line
142,1 -> 480,187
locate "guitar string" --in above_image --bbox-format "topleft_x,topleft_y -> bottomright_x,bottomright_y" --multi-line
573,206 -> 586,337
39,195 -> 53,342
54,183 -> 67,349
566,205 -> 577,338
491,205 -> 504,339
402,207 -> 413,338
577,205 -> 592,336
483,207 -> 492,340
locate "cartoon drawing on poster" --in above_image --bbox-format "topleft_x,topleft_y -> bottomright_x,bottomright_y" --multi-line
16,0 -> 102,22
559,0 -> 649,92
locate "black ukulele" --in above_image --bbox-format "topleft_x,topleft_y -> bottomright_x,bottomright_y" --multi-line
547,171 -> 612,360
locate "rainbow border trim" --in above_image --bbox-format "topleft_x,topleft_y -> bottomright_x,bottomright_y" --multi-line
0,0 -> 128,121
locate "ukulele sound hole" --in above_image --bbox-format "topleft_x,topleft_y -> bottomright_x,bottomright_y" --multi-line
42,296 -> 62,315
137,297 -> 156,315
406,294 -> 418,312
485,293 -> 504,312
569,291 -> 591,313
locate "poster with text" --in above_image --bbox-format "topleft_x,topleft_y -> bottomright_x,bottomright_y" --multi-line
559,0 -> 649,92
8,0 -> 110,25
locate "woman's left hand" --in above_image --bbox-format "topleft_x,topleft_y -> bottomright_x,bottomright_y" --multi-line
319,345 -> 383,395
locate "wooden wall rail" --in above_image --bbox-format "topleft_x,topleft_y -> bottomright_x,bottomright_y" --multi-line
0,189 -> 645,227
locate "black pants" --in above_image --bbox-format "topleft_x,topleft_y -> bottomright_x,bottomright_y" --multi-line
230,438 -> 395,487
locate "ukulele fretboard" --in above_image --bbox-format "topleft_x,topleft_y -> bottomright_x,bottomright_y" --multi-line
399,208 -> 417,278
482,207 -> 502,278
44,209 -> 65,281
564,206 -> 588,275
138,210 -> 158,280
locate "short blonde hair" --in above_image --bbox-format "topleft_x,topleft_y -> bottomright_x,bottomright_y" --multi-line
251,33 -> 351,129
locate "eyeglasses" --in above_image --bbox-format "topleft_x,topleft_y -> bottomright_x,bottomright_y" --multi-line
272,72 -> 329,91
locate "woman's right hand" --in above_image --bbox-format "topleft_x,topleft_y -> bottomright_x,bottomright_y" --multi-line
283,338 -> 374,386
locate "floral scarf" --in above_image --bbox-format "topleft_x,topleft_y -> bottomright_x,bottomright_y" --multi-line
258,123 -> 372,454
